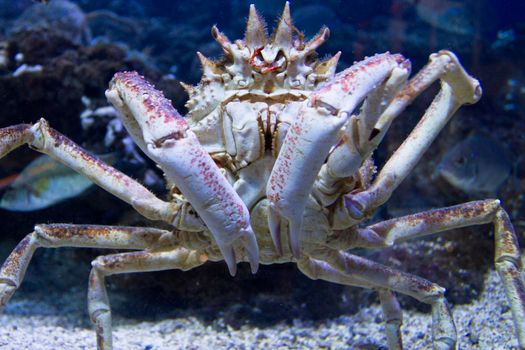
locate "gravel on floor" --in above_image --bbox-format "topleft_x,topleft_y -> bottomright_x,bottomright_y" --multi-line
0,266 -> 520,350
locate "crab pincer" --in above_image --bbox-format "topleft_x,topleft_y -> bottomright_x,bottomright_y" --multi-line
105,72 -> 259,276
267,53 -> 409,258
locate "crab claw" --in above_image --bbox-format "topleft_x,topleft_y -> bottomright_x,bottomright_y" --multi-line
106,71 -> 259,275
267,53 -> 408,258
268,202 -> 283,256
241,227 -> 259,274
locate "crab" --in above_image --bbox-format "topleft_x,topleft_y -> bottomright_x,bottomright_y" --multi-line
0,2 -> 524,349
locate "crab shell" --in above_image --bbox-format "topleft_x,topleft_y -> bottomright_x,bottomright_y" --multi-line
174,2 -> 378,262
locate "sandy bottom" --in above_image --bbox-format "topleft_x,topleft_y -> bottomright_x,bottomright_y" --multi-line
0,266 -> 520,350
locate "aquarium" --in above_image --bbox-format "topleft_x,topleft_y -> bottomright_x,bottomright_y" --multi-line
0,0 -> 524,349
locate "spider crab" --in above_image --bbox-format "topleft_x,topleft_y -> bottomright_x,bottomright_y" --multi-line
0,3 -> 524,349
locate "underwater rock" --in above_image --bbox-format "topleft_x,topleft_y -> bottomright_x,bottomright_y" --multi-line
0,28 -> 185,141
11,0 -> 90,46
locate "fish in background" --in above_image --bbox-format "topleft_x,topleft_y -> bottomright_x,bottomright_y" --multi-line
0,153 -> 115,211
413,0 -> 475,36
433,135 -> 512,196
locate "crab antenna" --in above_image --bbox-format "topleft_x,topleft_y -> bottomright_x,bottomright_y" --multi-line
271,1 -> 293,51
305,26 -> 330,53
245,4 -> 268,49
211,25 -> 233,53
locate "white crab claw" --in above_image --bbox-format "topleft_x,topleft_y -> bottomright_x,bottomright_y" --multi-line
106,71 -> 260,275
268,204 -> 300,258
268,203 -> 283,256
287,219 -> 302,259
217,227 -> 259,276
241,228 -> 259,274
267,53 -> 408,258
220,243 -> 237,276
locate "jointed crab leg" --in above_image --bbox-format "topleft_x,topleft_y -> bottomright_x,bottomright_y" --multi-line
374,50 -> 474,136
326,199 -> 525,347
298,256 -> 404,350
352,199 -> 504,247
344,51 -> 482,220
299,253 -> 455,349
0,224 -> 173,311
106,72 -> 259,276
89,247 -> 207,350
350,199 -> 525,346
316,63 -> 410,195
267,53 -> 410,257
0,121 -> 177,222
378,289 -> 403,350
316,51 -> 482,212
0,223 -> 207,350
0,124 -> 32,156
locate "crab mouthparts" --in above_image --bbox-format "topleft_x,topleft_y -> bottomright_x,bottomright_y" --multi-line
249,48 -> 285,74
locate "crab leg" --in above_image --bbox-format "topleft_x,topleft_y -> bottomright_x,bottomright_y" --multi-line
0,124 -> 32,157
0,121 -> 177,222
352,199 -> 504,246
337,199 -> 525,346
106,72 -> 259,275
0,224 -> 173,311
89,247 -> 207,350
314,64 -> 410,202
344,51 -> 482,220
379,289 -> 404,350
300,252 -> 457,349
298,257 -> 403,348
267,53 -> 409,257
